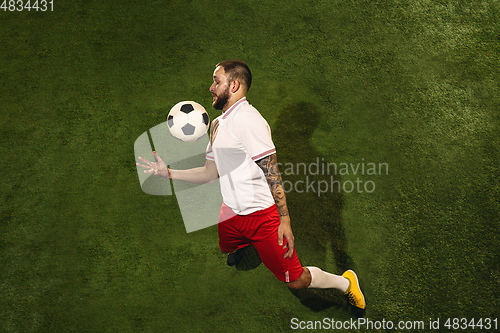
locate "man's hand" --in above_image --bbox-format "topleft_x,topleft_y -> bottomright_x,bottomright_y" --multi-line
136,151 -> 170,178
256,153 -> 295,259
278,216 -> 295,259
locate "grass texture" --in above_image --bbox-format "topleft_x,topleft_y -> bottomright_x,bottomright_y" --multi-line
1,0 -> 499,332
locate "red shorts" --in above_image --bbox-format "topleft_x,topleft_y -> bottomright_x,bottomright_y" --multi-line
218,203 -> 304,283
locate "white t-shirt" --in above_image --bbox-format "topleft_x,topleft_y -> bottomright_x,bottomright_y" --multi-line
206,97 -> 276,215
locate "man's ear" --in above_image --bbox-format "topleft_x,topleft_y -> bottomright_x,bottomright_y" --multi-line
231,80 -> 240,93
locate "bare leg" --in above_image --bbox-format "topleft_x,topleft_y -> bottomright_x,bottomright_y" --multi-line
286,267 -> 312,289
287,266 -> 349,292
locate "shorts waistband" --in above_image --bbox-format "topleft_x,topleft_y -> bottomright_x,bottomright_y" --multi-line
221,203 -> 277,217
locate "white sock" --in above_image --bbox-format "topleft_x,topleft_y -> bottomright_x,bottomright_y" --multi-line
307,266 -> 349,292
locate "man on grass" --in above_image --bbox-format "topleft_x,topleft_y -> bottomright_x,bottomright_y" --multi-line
137,60 -> 366,318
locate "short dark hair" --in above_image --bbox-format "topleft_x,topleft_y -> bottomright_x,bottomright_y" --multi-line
217,60 -> 252,92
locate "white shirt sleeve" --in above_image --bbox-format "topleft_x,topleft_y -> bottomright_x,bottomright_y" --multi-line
206,141 -> 214,161
234,109 -> 276,161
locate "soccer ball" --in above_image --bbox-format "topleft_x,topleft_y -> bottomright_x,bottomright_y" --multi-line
167,101 -> 210,142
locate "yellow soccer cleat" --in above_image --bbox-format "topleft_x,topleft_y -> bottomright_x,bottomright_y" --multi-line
342,270 -> 366,318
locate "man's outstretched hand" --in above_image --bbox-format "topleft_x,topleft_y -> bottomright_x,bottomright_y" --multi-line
136,151 -> 169,178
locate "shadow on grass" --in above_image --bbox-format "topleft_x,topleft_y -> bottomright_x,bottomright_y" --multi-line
274,102 -> 352,311
235,244 -> 263,271
234,102 -> 352,312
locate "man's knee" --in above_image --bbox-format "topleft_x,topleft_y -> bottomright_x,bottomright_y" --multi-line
287,267 -> 311,289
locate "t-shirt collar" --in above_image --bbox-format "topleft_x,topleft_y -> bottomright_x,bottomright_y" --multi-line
222,97 -> 247,119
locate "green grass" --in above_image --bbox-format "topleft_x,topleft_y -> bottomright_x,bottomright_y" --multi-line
1,0 -> 499,332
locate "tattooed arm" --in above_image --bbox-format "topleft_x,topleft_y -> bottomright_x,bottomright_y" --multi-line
256,153 -> 295,259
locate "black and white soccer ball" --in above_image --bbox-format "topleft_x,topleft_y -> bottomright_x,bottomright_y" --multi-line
167,101 -> 210,142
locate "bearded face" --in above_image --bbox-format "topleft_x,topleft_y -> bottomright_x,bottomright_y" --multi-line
212,85 -> 231,110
